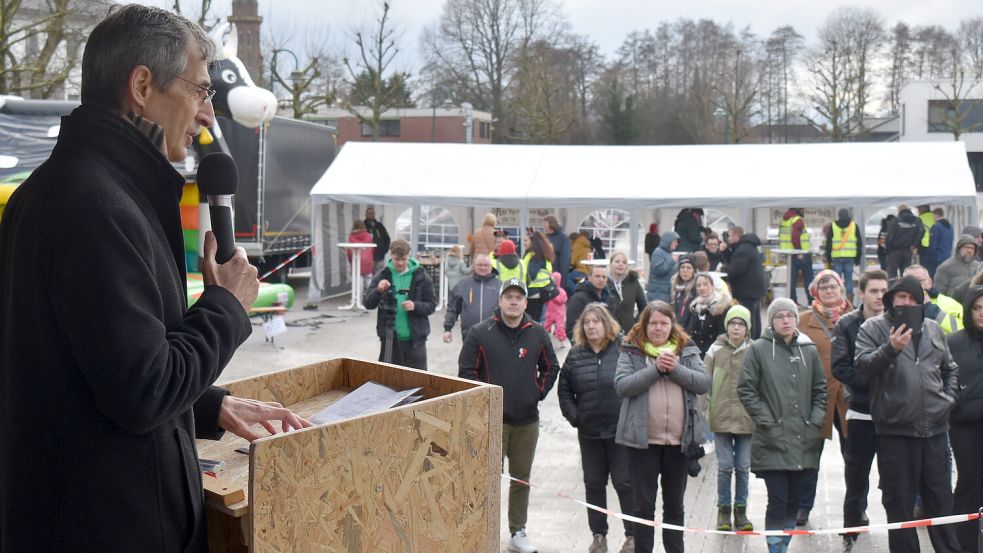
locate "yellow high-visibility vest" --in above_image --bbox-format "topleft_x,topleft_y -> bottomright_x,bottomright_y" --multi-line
831,221 -> 859,259
932,293 -> 964,335
779,215 -> 811,251
919,211 -> 935,248
488,253 -> 525,283
522,252 -> 553,289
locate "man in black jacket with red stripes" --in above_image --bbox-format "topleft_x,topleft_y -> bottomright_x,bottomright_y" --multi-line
459,277 -> 559,553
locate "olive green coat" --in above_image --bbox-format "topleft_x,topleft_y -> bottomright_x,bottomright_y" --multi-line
705,334 -> 755,435
737,328 -> 827,473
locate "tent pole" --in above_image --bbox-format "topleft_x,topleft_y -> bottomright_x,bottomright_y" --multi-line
411,205 -> 421,253
520,208 -> 529,256
630,209 -> 640,264
858,207 -> 866,268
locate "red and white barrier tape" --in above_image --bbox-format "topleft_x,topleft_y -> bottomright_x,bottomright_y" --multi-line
259,245 -> 311,282
505,475 -> 980,536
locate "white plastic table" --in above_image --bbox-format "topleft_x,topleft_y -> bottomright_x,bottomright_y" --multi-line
423,243 -> 464,311
337,242 -> 375,311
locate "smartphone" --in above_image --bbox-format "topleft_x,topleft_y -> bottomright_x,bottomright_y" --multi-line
892,305 -> 923,332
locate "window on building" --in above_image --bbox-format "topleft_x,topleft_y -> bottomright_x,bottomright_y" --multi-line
703,209 -> 736,237
395,205 -> 460,249
927,99 -> 983,133
362,119 -> 400,137
479,121 -> 489,139
578,209 -> 643,260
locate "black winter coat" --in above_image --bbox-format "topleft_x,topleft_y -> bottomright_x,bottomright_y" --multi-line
364,265 -> 436,346
607,271 -> 646,333
948,287 -> 983,424
830,307 -> 872,414
723,234 -> 766,299
458,311 -> 560,425
558,338 -> 624,438
566,281 -> 613,338
0,105 -> 251,552
885,209 -> 924,252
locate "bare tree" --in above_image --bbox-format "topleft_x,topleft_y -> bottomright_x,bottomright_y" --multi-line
885,22 -> 912,114
911,25 -> 958,79
263,20 -> 341,119
763,26 -> 803,142
806,29 -> 855,141
171,0 -> 216,28
422,0 -> 560,142
931,48 -> 983,140
714,29 -> 761,143
340,0 -> 411,140
957,17 -> 983,79
0,0 -> 110,98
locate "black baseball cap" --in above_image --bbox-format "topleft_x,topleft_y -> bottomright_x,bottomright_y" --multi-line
500,278 -> 527,296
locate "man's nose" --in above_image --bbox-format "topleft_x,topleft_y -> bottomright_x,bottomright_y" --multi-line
197,99 -> 216,128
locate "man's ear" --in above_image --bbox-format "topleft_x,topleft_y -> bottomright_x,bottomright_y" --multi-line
126,65 -> 155,113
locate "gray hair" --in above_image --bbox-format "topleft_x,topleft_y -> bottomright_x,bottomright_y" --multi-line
81,4 -> 215,110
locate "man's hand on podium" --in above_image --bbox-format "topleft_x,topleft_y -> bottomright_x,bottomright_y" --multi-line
219,396 -> 312,442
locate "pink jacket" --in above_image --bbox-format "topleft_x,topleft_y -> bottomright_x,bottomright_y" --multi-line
544,273 -> 568,325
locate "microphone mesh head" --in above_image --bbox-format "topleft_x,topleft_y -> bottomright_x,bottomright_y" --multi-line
197,152 -> 238,195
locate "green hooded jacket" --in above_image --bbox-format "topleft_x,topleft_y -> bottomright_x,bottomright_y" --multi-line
737,327 -> 827,473
705,333 -> 754,435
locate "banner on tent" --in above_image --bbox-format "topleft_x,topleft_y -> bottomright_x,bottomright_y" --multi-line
493,207 -> 555,228
769,207 -> 837,228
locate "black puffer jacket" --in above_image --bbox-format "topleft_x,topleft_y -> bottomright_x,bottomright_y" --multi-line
364,265 -> 436,347
830,306 -> 872,414
558,337 -> 624,438
723,234 -> 765,299
948,286 -> 983,424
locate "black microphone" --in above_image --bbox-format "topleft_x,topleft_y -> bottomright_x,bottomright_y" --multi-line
196,152 -> 239,264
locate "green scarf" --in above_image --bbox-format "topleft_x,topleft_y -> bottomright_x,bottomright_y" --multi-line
642,339 -> 678,358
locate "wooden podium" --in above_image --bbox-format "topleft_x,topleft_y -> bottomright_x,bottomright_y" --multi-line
198,357 -> 503,552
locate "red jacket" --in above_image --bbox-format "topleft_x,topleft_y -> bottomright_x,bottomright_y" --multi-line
346,230 -> 375,276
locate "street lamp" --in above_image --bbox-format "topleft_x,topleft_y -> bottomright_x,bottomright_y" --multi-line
269,48 -> 300,99
713,106 -> 729,144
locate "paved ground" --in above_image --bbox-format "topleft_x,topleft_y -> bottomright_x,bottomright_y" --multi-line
220,276 -> 947,553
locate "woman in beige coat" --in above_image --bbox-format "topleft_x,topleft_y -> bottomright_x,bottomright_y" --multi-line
469,213 -> 498,257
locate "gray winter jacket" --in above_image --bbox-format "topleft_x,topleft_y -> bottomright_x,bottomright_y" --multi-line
614,342 -> 710,451
443,272 -> 500,337
855,314 -> 958,438
934,235 -> 982,297
738,328 -> 826,473
646,234 -> 679,302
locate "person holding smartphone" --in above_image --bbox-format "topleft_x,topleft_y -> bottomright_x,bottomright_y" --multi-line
855,275 -> 962,553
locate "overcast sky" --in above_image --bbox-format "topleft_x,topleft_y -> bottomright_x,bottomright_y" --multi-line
144,0 -> 981,73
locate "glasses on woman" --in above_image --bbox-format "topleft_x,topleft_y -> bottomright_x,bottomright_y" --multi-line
818,284 -> 839,292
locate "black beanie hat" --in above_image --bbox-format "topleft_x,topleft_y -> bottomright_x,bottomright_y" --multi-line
883,275 -> 924,315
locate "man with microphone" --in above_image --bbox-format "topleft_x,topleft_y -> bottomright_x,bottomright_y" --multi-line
0,6 -> 308,552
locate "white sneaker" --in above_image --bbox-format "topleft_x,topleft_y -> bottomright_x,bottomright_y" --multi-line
508,529 -> 538,553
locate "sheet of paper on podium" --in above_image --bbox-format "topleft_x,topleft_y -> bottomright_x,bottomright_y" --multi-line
310,381 -> 423,424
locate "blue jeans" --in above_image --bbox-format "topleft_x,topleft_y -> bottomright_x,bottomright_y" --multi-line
832,258 -> 855,299
790,254 -> 814,304
715,433 -> 751,506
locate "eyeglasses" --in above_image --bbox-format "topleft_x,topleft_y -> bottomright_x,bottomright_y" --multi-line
175,76 -> 216,103
818,284 -> 840,292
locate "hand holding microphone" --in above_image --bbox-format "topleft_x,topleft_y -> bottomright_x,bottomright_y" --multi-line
197,152 -> 258,311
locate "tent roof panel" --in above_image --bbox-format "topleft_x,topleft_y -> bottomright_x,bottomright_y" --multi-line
310,141 -> 977,208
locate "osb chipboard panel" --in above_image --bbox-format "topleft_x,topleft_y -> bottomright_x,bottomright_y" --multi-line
222,359 -> 347,405
342,358 -> 483,399
249,385 -> 503,553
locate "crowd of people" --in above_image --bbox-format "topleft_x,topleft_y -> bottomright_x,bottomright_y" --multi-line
352,208 -> 983,553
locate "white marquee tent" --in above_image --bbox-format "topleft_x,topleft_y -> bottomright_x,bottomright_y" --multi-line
308,141 -> 979,299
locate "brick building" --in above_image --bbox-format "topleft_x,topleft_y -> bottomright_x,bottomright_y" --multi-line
307,106 -> 493,146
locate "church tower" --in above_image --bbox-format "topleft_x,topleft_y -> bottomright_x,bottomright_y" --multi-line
228,0 -> 263,85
